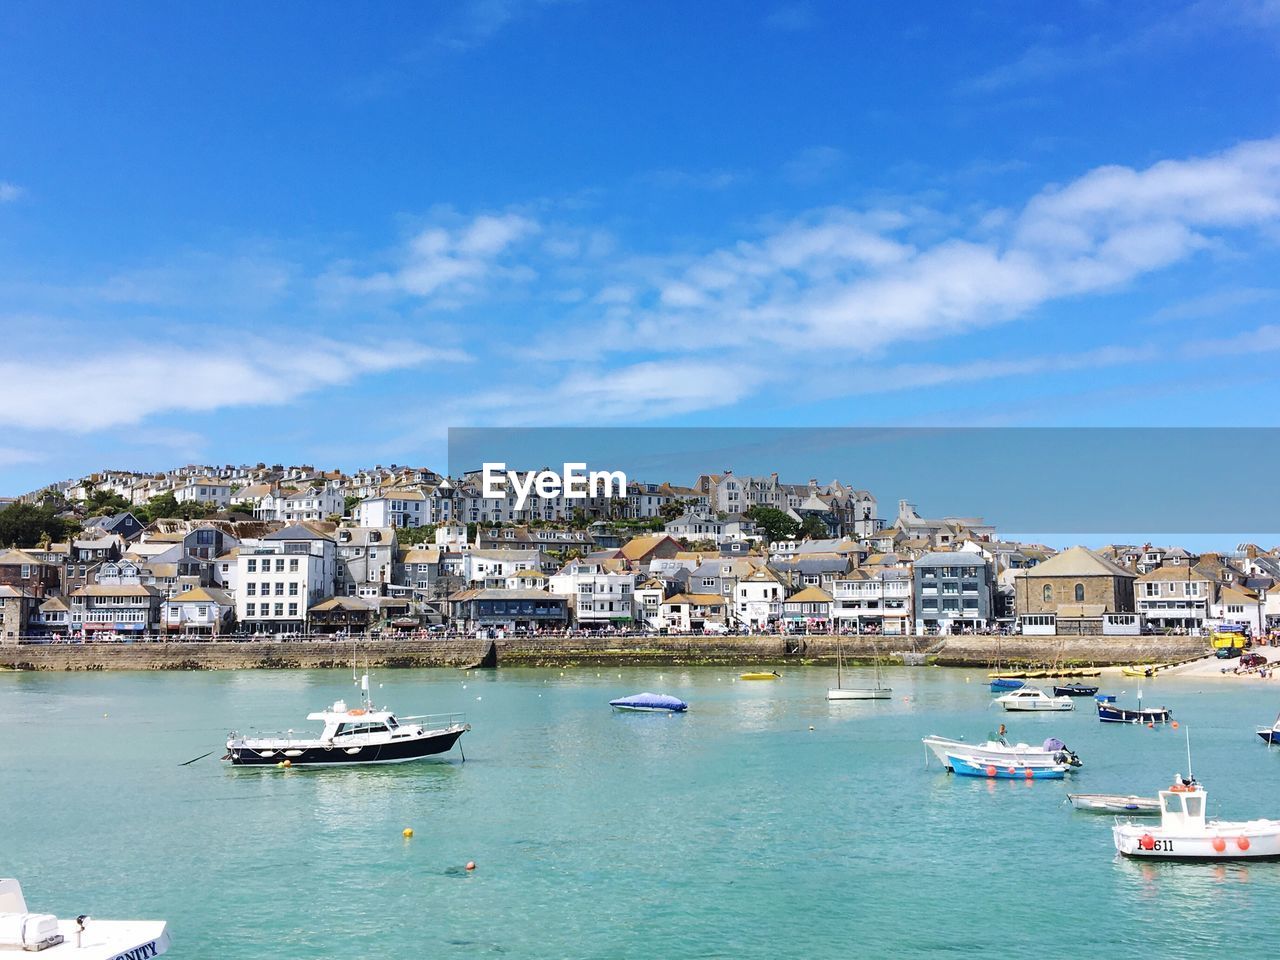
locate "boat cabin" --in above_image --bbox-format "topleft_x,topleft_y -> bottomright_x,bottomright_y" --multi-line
1158,784 -> 1207,828
307,700 -> 404,740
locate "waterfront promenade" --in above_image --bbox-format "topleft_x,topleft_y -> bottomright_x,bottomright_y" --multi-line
0,632 -> 1210,671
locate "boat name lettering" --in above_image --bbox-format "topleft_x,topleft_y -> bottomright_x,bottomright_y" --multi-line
1147,840 -> 1175,852
110,943 -> 160,960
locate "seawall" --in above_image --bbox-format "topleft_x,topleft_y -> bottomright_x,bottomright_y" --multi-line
0,633 -> 1211,670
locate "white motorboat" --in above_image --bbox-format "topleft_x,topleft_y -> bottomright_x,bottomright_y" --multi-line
1068,793 -> 1159,814
922,734 -> 1081,770
225,672 -> 469,767
994,686 -> 1074,712
827,636 -> 891,701
1113,778 -> 1280,860
0,878 -> 169,958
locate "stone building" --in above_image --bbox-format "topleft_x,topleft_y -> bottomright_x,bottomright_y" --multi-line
1013,545 -> 1138,635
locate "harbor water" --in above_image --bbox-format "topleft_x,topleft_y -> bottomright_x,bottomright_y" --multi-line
3,666 -> 1279,958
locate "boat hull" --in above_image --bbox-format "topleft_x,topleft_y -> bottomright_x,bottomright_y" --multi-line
1098,705 -> 1172,724
989,678 -> 1025,691
612,705 -> 685,713
739,673 -> 780,681
827,688 -> 891,700
1114,823 -> 1280,859
1053,685 -> 1099,697
948,754 -> 1066,779
1068,793 -> 1159,814
1000,700 -> 1074,712
923,736 -> 1077,769
226,727 -> 466,766
1257,727 -> 1280,745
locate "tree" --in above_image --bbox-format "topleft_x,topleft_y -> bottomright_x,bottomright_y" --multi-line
745,506 -> 799,543
398,524 -> 438,545
344,495 -> 362,515
228,501 -> 257,516
688,538 -> 718,552
85,489 -> 131,516
138,492 -> 213,523
659,500 -> 686,522
799,515 -> 828,540
0,502 -> 76,548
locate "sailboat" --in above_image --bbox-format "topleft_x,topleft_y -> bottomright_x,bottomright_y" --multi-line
827,636 -> 892,701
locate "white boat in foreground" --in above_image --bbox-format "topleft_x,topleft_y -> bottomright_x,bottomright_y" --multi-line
922,735 -> 1081,770
1113,779 -> 1280,860
0,879 -> 169,958
994,686 -> 1074,712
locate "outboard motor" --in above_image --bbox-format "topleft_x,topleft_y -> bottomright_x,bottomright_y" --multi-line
1044,736 -> 1082,767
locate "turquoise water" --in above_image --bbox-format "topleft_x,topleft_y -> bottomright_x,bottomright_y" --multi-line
3,665 -> 1280,959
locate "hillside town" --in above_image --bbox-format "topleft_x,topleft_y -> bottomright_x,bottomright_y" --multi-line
0,461 -> 1275,643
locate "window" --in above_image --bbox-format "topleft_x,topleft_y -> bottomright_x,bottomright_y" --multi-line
1074,583 -> 1085,602
1144,582 -> 1160,597
247,559 -> 257,573
246,583 -> 256,596
275,559 -> 285,573
289,583 -> 298,596
246,603 -> 256,617
288,603 -> 298,617
275,583 -> 284,596
274,603 -> 284,616
289,558 -> 299,572
20,564 -> 30,578
1043,585 -> 1053,603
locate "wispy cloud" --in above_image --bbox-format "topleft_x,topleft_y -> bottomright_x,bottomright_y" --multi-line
1150,286 -> 1279,323
782,146 -> 847,185
0,338 -> 468,432
764,3 -> 815,32
0,181 -> 23,203
0,447 -> 42,469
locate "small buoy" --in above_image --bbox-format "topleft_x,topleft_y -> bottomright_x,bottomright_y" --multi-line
985,765 -> 998,777
276,761 -> 285,768
1024,768 -> 1034,780
282,759 -> 292,768
476,696 -> 482,701
809,725 -> 815,731
1213,837 -> 1227,852
103,713 -> 109,718
1140,834 -> 1156,851
403,828 -> 413,838
1171,721 -> 1179,729
1147,723 -> 1155,729
465,861 -> 476,871
1007,766 -> 1016,775
1238,836 -> 1251,851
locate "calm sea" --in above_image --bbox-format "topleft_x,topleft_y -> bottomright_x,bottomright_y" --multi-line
2,665 -> 1278,959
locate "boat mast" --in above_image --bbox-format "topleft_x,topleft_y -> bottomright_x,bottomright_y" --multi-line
835,636 -> 843,690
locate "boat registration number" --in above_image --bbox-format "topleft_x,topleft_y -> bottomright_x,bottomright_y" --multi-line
1145,839 -> 1175,852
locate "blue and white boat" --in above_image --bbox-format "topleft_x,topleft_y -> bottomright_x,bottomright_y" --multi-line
609,692 -> 688,713
947,753 -> 1069,779
989,677 -> 1025,691
1097,690 -> 1171,724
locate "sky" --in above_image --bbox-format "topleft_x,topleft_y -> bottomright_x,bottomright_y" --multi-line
2,0 -> 1280,501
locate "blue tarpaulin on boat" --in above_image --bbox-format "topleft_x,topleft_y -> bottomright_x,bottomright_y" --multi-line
609,692 -> 688,711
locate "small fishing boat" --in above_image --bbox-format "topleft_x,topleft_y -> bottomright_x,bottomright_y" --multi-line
0,878 -> 170,958
827,637 -> 891,701
609,692 -> 688,713
1097,690 -> 1171,724
1256,711 -> 1280,744
946,753 -> 1068,779
923,735 -> 1081,770
994,686 -> 1074,712
739,671 -> 781,681
224,671 -> 468,766
989,677 -> 1025,691
1068,793 -> 1160,814
1053,683 -> 1099,697
1121,664 -> 1163,678
1113,779 -> 1280,860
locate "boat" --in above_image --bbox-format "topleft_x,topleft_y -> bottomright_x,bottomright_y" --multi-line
1067,793 -> 1160,814
739,671 -> 781,681
0,878 -> 170,958
993,686 -> 1074,712
1113,778 -> 1280,860
1257,711 -> 1280,744
610,692 -> 688,712
923,734 -> 1081,770
1053,683 -> 1099,697
946,753 -> 1068,779
827,637 -> 891,701
1096,690 -> 1171,724
989,677 -> 1025,691
224,671 -> 469,766
1121,664 -> 1163,678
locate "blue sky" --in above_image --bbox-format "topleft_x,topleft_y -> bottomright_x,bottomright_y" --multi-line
3,0 -> 1280,497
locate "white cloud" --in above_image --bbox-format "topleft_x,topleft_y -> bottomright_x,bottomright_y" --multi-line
0,339 -> 468,432
0,446 -> 42,468
326,211 -> 539,304
0,181 -> 23,203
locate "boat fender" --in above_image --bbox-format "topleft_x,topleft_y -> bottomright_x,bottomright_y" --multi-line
1213,838 -> 1227,852
985,765 -> 997,777
1024,768 -> 1034,779
1139,834 -> 1156,850
1237,837 -> 1251,851
1007,766 -> 1016,775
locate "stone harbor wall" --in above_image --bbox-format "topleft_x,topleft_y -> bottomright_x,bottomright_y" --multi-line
0,633 -> 1210,670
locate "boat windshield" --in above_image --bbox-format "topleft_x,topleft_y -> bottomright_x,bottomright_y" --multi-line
1185,795 -> 1203,818
335,722 -> 390,737
1162,794 -> 1183,815
387,716 -> 398,729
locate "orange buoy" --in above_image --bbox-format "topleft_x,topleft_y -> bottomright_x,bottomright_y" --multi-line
1024,768 -> 1034,779
1007,766 -> 1016,775
986,765 -> 997,778
466,861 -> 476,871
1147,723 -> 1155,729
1171,721 -> 1179,729
1238,837 -> 1251,851
403,828 -> 413,838
1139,834 -> 1155,851
1212,837 -> 1227,852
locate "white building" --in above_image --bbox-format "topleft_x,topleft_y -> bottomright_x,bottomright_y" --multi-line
462,549 -> 543,588
734,567 -> 783,629
162,586 -> 234,636
355,490 -> 428,528
831,570 -> 913,635
335,527 -> 397,599
234,525 -> 336,634
174,477 -> 232,510
548,559 -> 636,626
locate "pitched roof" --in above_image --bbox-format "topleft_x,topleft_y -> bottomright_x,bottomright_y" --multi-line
620,534 -> 680,561
1014,545 -> 1135,579
662,592 -> 724,606
262,524 -> 332,542
786,586 -> 833,603
167,586 -> 232,605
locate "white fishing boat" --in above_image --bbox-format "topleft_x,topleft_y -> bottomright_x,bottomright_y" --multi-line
993,685 -> 1074,712
1068,793 -> 1159,814
1113,779 -> 1280,859
827,636 -> 891,701
0,878 -> 170,958
923,734 -> 1081,770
